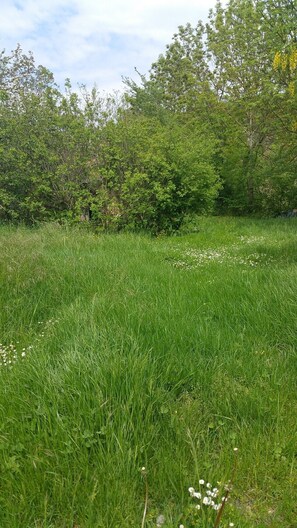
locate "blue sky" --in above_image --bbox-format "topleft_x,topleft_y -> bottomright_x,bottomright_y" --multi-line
1,0 -> 221,92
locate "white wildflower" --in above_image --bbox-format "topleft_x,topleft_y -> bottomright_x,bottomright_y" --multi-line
199,479 -> 205,485
156,514 -> 165,527
193,491 -> 201,499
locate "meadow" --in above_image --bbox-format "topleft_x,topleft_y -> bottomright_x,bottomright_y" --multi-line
0,217 -> 296,528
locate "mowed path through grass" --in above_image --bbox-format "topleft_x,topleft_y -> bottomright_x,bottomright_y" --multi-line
0,217 -> 296,528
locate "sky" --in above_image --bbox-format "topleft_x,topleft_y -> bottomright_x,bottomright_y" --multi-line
1,0 -> 220,93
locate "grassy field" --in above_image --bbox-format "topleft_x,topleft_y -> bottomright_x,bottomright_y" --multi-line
0,217 -> 296,528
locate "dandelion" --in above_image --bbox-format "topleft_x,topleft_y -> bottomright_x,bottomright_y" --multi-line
199,479 -> 205,485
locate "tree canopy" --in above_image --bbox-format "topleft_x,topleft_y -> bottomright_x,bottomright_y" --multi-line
1,0 -> 296,230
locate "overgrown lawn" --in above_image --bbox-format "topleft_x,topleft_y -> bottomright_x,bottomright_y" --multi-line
0,217 -> 296,527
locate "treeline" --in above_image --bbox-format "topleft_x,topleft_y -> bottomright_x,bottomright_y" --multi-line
0,0 -> 296,231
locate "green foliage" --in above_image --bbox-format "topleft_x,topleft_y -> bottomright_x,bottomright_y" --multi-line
149,22 -> 211,113
1,0 -> 297,227
0,46 -> 219,231
89,114 -> 219,232
128,0 -> 297,216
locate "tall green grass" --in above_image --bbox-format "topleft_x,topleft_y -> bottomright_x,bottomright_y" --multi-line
0,217 -> 296,527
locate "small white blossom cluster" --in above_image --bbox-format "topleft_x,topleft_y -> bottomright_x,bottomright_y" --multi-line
239,235 -> 265,244
169,232 -> 275,271
180,524 -> 234,528
0,342 -> 33,368
171,245 -> 271,270
0,317 -> 60,371
38,318 -> 59,326
37,318 -> 60,336
188,480 -> 225,512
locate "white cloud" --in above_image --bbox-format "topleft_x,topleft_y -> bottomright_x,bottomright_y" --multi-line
0,0 -> 220,92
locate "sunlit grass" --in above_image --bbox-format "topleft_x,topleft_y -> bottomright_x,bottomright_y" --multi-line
0,217 -> 296,527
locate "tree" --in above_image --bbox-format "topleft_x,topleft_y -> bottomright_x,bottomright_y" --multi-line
205,0 -> 297,213
0,47 -> 62,221
149,22 -> 211,114
88,111 -> 220,232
